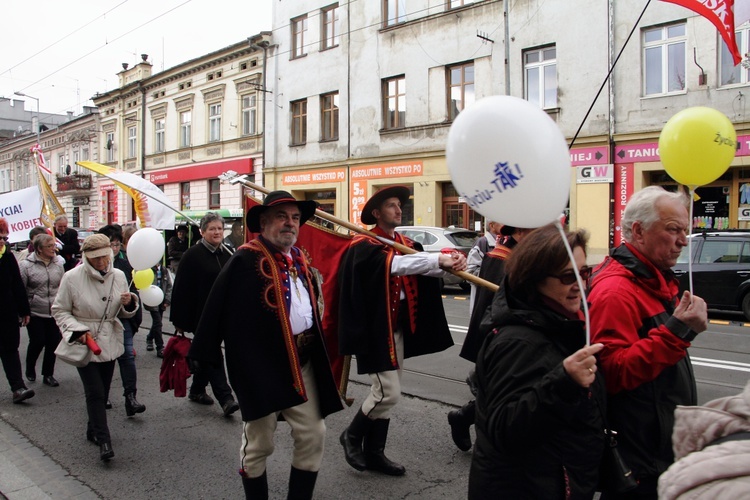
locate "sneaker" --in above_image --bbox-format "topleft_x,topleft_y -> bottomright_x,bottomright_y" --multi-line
188,392 -> 214,405
146,340 -> 154,352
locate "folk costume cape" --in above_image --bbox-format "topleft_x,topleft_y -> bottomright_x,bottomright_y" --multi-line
338,227 -> 453,374
189,237 -> 343,422
461,243 -> 513,363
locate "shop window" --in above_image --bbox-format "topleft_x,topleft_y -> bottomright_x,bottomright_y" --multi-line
107,190 -> 116,224
181,182 -> 191,210
209,179 -> 221,209
442,182 -> 481,228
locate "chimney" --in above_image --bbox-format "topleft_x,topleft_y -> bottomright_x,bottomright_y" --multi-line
141,54 -> 148,62
122,63 -> 129,70
67,111 -> 74,120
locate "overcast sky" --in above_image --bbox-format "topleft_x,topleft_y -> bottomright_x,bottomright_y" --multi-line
0,0 -> 272,117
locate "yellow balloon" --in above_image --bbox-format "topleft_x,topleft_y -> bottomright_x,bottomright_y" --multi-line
658,107 -> 736,186
133,268 -> 154,290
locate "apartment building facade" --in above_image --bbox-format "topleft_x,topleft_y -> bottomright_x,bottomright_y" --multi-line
266,0 -> 750,261
92,35 -> 271,227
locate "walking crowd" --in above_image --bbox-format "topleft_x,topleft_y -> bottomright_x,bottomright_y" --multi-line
1,185 -> 748,499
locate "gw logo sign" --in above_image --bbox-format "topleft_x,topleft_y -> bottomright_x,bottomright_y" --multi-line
576,165 -> 614,184
739,207 -> 750,220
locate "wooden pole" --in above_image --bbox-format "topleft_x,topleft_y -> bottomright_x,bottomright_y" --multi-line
222,172 -> 499,293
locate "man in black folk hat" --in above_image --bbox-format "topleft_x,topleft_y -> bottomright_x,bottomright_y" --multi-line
189,191 -> 343,500
338,185 -> 467,476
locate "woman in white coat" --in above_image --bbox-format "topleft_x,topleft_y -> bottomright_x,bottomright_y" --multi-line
52,234 -> 139,461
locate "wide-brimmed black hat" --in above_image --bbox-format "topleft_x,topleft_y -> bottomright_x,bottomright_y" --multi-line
500,225 -> 517,236
361,186 -> 410,225
246,191 -> 318,232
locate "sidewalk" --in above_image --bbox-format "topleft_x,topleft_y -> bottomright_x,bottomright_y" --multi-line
0,418 -> 98,500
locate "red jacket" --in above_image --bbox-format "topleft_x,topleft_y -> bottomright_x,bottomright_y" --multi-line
589,242 -> 697,480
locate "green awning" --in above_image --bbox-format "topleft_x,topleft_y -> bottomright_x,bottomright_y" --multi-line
174,208 -> 244,222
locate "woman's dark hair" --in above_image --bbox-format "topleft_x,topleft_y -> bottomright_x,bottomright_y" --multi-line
506,224 -> 589,302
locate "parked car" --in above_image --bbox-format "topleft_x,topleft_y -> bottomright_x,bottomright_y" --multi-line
395,226 -> 478,291
672,230 -> 750,320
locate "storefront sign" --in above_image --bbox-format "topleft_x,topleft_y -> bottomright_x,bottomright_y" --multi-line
739,206 -> 750,221
282,168 -> 346,185
613,164 -> 634,245
570,146 -> 608,166
148,158 -> 253,184
72,196 -> 90,206
576,164 -> 613,184
349,161 -> 424,226
614,143 -> 660,163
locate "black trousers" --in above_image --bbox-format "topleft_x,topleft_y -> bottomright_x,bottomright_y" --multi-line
77,361 -> 116,444
0,319 -> 24,391
189,356 -> 233,405
26,316 -> 62,377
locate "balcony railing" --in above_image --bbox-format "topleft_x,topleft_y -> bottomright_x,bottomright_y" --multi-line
56,174 -> 92,192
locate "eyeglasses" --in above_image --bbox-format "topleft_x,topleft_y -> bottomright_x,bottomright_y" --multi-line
0,236 -> 9,241
549,266 -> 591,285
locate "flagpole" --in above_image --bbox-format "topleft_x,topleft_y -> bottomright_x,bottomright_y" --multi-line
220,171 -> 499,292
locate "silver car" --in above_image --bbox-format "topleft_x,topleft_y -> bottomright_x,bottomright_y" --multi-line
395,226 -> 478,291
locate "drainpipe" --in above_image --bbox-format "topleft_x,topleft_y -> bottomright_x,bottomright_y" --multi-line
248,36 -> 270,188
504,0 -> 510,95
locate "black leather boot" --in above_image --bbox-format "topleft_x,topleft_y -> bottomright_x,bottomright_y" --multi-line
242,470 -> 268,500
447,399 -> 475,451
340,409 -> 372,471
100,442 -> 114,461
287,467 -> 317,500
125,392 -> 146,416
363,418 -> 405,476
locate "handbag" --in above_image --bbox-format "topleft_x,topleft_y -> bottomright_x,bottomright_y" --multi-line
55,277 -> 115,367
54,335 -> 94,367
598,429 -> 639,494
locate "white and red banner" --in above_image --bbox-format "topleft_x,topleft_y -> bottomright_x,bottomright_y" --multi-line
0,187 -> 43,243
661,0 -> 741,65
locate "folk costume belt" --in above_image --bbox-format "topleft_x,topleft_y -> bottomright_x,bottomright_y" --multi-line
295,328 -> 317,365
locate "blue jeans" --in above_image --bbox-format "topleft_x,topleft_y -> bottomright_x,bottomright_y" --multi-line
117,319 -> 137,396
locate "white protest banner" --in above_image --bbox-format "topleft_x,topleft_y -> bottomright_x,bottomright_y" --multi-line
0,186 -> 43,243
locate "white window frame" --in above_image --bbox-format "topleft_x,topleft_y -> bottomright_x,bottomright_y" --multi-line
128,126 -> 137,158
384,0 -> 406,27
448,62 -> 475,120
58,154 -> 66,175
180,111 -> 192,148
209,103 -> 222,142
643,23 -> 686,96
721,23 -> 750,86
155,118 -> 165,153
524,46 -> 557,109
242,94 -> 257,136
106,132 -> 114,162
0,168 -> 9,192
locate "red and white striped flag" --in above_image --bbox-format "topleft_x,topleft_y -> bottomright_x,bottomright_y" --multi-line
31,143 -> 51,175
661,0 -> 741,65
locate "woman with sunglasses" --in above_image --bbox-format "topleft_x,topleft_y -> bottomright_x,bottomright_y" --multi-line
0,218 -> 35,404
469,224 -> 607,499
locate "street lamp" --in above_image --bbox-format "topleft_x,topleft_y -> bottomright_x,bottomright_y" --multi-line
13,91 -> 40,144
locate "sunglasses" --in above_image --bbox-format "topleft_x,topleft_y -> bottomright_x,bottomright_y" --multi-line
549,266 -> 592,285
0,236 -> 9,241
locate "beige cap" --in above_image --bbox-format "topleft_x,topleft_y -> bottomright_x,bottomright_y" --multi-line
81,233 -> 112,258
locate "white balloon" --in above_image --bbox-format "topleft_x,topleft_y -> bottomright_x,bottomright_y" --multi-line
126,227 -> 165,270
140,285 -> 164,308
446,96 -> 571,228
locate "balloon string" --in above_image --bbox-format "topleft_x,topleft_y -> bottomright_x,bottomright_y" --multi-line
555,220 -> 591,345
688,186 -> 695,295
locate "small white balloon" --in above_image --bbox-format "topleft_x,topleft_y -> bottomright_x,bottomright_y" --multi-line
126,228 -> 165,270
140,285 -> 164,308
446,96 -> 571,228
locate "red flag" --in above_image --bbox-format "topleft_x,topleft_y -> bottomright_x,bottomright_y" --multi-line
661,0 -> 741,65
244,195 -> 352,398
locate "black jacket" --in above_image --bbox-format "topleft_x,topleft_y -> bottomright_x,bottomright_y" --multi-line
470,280 -> 606,499
170,241 -> 231,332
0,250 -> 30,326
55,227 -> 80,271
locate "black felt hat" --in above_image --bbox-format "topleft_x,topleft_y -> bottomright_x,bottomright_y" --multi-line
500,225 -> 517,236
246,191 -> 318,232
360,186 -> 410,225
